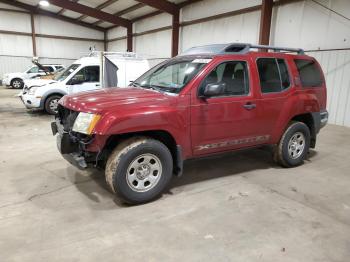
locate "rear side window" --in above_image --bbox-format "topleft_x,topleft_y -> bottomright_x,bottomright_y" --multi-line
257,58 -> 290,93
294,59 -> 323,87
43,66 -> 54,73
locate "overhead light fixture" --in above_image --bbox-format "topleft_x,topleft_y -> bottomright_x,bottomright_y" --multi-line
39,0 -> 50,7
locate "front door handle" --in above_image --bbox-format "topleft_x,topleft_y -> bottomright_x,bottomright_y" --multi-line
243,102 -> 256,110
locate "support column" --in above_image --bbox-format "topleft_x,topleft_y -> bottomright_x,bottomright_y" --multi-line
104,31 -> 108,51
30,13 -> 37,57
258,0 -> 273,47
171,9 -> 179,57
127,25 -> 133,52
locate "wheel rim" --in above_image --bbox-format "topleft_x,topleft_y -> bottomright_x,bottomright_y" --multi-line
288,132 -> 305,159
49,99 -> 59,113
126,153 -> 162,192
13,80 -> 21,88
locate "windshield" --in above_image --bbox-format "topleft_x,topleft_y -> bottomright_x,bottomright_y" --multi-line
132,58 -> 210,94
54,64 -> 80,81
26,66 -> 39,73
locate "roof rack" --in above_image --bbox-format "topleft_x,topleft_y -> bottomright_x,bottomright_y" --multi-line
181,43 -> 305,56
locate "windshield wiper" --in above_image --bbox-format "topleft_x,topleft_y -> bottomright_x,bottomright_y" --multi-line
139,84 -> 163,92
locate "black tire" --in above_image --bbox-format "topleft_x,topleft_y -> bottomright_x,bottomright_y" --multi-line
275,121 -> 311,167
11,78 -> 24,89
105,137 -> 173,204
44,95 -> 62,115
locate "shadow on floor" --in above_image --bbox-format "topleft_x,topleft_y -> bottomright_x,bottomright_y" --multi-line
71,146 -> 318,207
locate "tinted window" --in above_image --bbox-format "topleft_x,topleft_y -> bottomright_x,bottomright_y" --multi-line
257,58 -> 290,93
294,59 -> 323,87
43,66 -> 54,73
73,66 -> 100,83
199,61 -> 249,97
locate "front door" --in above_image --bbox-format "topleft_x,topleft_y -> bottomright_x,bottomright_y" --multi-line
68,65 -> 100,94
191,59 -> 268,156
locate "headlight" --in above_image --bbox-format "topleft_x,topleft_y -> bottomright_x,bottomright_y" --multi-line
28,86 -> 38,95
72,112 -> 101,135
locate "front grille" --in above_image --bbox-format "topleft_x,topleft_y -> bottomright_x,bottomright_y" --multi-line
57,104 -> 79,132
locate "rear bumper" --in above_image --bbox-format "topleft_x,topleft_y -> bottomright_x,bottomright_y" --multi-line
51,120 -> 95,170
320,110 -> 328,129
2,78 -> 10,86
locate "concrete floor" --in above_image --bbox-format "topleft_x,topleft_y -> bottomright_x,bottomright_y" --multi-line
1,86 -> 350,262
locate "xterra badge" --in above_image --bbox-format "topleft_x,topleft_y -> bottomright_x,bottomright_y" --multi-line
196,135 -> 270,151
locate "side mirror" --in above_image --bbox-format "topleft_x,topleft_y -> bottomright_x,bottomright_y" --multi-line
201,82 -> 226,98
68,76 -> 84,85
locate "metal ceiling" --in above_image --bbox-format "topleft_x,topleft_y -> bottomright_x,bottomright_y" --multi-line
0,0 -> 202,30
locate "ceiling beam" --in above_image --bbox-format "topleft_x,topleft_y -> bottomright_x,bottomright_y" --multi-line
76,0 -> 119,21
49,0 -> 131,28
57,0 -> 79,15
0,0 -> 105,32
135,0 -> 178,15
93,2 -> 145,26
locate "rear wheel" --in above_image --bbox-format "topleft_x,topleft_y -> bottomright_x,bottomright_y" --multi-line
275,121 -> 310,167
105,137 -> 173,204
44,95 -> 62,115
11,78 -> 23,89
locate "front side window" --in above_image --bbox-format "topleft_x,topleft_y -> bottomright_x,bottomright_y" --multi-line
133,58 -> 209,94
199,61 -> 249,97
257,58 -> 290,93
294,59 -> 323,87
70,66 -> 100,84
27,66 -> 39,73
55,64 -> 80,82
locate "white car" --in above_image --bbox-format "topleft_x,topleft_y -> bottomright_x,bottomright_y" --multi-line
2,64 -> 64,89
19,52 -> 150,114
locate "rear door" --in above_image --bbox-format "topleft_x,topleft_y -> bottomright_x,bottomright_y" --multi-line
252,56 -> 294,139
190,57 -> 267,156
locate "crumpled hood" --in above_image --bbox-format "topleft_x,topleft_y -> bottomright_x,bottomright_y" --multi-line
60,87 -> 177,113
24,78 -> 57,88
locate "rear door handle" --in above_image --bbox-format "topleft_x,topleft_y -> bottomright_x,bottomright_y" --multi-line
243,102 -> 256,110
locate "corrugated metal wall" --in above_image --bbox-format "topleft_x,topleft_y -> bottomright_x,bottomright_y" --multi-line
309,50 -> 350,127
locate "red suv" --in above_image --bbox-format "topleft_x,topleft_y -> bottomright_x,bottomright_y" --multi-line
52,43 -> 328,204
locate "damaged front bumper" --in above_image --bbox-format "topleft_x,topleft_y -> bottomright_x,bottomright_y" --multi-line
51,119 -> 96,170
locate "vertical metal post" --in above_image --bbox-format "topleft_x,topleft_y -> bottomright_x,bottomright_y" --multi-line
127,25 -> 133,52
171,9 -> 180,57
259,0 -> 273,48
104,31 -> 108,51
30,13 -> 37,57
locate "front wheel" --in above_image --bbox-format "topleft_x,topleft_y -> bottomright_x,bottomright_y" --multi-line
105,137 -> 173,204
44,95 -> 62,115
275,121 -> 311,167
11,78 -> 24,89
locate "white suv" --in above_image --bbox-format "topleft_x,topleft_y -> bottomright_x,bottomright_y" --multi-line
2,64 -> 64,89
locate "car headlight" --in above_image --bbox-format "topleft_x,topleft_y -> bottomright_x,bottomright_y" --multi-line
72,112 -> 101,135
28,86 -> 38,95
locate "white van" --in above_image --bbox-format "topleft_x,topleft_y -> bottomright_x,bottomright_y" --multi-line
19,52 -> 150,114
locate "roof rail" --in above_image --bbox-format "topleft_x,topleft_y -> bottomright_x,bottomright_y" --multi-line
181,43 -> 305,56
